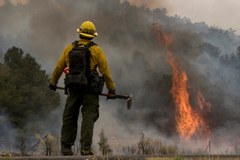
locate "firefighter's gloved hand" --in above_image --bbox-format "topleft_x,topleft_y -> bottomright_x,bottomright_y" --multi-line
49,84 -> 56,91
107,89 -> 116,100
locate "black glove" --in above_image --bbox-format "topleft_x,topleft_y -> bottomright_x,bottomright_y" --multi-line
49,84 -> 56,91
107,89 -> 116,100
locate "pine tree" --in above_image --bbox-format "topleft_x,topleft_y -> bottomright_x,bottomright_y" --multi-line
97,129 -> 112,155
0,47 -> 60,152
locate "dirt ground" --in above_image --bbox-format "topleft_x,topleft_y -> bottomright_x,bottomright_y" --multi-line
0,155 -> 240,160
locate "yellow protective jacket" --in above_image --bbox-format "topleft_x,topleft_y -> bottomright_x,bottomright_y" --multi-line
50,39 -> 116,91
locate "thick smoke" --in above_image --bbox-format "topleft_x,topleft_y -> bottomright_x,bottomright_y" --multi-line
1,0 -> 240,154
0,115 -> 17,151
120,0 -> 169,10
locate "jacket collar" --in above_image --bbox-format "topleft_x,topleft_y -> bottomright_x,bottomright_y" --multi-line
79,39 -> 91,45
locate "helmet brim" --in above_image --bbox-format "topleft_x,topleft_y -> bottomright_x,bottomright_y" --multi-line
76,28 -> 98,38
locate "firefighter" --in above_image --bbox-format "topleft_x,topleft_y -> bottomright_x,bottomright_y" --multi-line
49,21 -> 116,155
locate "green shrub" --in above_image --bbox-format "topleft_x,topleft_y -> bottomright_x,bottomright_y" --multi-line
174,156 -> 184,160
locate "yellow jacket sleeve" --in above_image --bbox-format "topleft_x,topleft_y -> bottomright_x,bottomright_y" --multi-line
50,44 -> 73,85
95,46 -> 116,91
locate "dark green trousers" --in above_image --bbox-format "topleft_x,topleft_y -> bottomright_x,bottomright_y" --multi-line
61,88 -> 99,150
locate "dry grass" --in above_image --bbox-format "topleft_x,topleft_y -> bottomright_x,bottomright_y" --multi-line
0,155 -> 240,160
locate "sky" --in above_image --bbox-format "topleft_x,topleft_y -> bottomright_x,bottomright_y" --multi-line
124,0 -> 240,34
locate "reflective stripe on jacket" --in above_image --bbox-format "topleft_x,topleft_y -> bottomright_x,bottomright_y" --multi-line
50,39 -> 116,90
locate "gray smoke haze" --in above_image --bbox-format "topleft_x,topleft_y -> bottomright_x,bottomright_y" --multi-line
0,115 -> 17,151
1,0 -> 240,154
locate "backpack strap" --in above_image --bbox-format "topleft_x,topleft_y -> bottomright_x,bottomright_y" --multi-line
86,41 -> 97,48
72,40 -> 79,48
85,41 -> 97,76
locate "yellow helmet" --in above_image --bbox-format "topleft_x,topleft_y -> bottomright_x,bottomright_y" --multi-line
76,21 -> 98,38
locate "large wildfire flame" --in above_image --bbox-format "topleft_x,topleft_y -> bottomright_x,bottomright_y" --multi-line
152,22 -> 211,139
167,51 -> 210,139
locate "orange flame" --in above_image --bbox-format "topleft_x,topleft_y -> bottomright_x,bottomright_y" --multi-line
152,22 -> 211,139
197,91 -> 211,112
167,52 -> 209,138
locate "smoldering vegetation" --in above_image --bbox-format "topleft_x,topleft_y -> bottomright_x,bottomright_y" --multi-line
1,0 -> 240,154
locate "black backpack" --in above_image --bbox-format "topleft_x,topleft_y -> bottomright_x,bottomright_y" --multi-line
64,41 -> 104,94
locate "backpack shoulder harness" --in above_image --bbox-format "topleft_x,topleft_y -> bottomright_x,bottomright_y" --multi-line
64,41 -> 103,93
